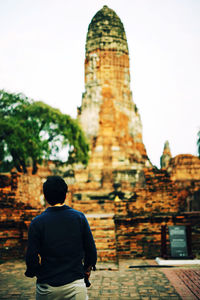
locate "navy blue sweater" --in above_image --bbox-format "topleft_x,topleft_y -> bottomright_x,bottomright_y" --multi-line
25,205 -> 97,286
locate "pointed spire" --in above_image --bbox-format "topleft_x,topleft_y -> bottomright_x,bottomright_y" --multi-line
86,5 -> 128,55
160,141 -> 172,169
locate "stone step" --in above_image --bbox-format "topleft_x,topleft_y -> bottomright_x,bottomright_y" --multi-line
86,214 -> 117,262
97,249 -> 117,262
94,240 -> 116,250
88,218 -> 115,227
91,230 -> 116,239
72,201 -> 114,214
71,193 -> 115,214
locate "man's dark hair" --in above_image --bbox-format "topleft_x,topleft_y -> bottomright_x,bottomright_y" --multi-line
43,176 -> 68,206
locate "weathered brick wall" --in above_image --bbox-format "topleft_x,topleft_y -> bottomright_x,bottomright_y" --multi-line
0,167 -> 52,260
115,213 -> 200,259
0,208 -> 40,260
115,168 -> 183,215
168,154 -> 200,181
1,156 -> 200,261
15,173 -> 44,208
114,166 -> 200,259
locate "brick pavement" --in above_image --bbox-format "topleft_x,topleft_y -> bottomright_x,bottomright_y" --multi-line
0,259 -> 199,299
162,268 -> 200,300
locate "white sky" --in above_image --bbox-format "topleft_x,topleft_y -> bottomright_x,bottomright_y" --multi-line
0,0 -> 200,167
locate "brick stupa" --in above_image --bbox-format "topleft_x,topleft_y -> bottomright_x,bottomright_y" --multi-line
77,5 -> 151,188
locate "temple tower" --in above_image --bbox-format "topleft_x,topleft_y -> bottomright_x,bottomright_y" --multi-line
160,141 -> 172,169
78,6 -> 151,186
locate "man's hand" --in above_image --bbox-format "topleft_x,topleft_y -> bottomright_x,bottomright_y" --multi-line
84,266 -> 92,287
38,254 -> 41,265
85,266 -> 92,278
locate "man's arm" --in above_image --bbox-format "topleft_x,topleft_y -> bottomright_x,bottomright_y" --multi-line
82,214 -> 97,270
25,221 -> 41,277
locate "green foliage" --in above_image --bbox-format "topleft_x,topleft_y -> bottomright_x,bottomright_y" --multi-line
0,90 -> 89,174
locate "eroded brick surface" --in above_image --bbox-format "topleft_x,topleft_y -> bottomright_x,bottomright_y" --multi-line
0,165 -> 52,260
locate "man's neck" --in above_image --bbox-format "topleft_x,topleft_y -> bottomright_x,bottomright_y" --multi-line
53,203 -> 65,207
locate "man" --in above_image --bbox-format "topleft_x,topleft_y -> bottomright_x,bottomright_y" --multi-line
25,175 -> 97,300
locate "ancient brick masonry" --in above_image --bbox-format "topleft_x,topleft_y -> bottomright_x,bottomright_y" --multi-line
69,6 -> 200,261
69,6 -> 151,262
114,165 -> 200,258
0,165 -> 52,259
1,160 -> 199,261
78,5 -> 151,187
0,6 -> 200,262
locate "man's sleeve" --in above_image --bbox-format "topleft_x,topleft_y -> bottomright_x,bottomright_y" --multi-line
24,221 -> 41,278
82,214 -> 97,270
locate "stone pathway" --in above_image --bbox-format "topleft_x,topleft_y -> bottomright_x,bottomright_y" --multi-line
0,259 -> 199,299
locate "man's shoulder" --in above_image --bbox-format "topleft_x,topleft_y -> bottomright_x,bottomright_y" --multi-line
30,206 -> 86,226
68,207 -> 85,218
30,209 -> 47,225
66,207 -> 89,224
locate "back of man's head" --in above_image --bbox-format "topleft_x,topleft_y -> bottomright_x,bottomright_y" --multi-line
43,176 -> 68,206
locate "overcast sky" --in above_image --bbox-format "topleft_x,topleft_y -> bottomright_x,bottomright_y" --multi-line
0,0 -> 200,167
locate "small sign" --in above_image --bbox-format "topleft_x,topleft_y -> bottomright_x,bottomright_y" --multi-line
168,226 -> 188,258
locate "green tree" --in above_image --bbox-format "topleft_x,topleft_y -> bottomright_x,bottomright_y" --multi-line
0,90 -> 89,174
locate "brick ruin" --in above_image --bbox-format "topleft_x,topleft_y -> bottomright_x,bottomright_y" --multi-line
0,165 -> 53,259
0,6 -> 200,262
